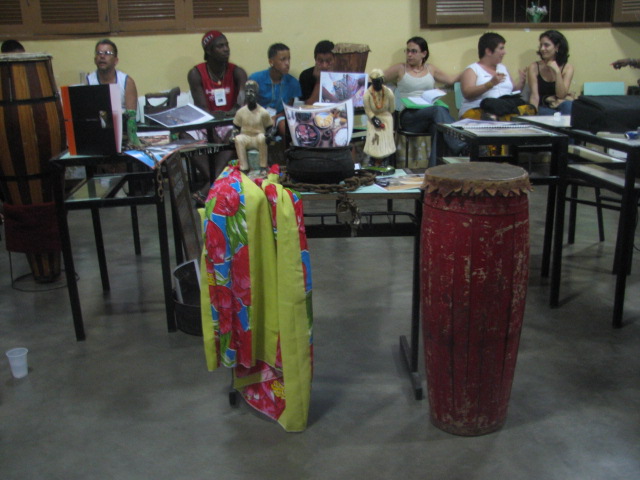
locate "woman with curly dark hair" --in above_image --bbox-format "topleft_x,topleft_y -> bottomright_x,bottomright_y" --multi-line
527,30 -> 575,115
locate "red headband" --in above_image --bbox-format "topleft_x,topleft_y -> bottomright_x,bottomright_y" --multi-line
202,30 -> 224,50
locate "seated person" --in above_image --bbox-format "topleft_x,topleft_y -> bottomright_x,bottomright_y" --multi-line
187,30 -> 247,203
459,32 -> 526,120
249,43 -> 302,137
1,39 -> 25,53
86,39 -> 138,112
611,57 -> 640,86
383,36 -> 465,167
299,40 -> 335,105
527,30 -> 574,116
188,30 -> 247,117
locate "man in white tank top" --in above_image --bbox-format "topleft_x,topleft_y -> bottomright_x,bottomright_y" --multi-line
85,39 -> 138,112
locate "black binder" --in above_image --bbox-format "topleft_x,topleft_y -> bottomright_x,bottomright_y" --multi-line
61,84 -> 122,155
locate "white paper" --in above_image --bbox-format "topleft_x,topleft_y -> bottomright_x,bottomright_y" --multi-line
420,88 -> 447,104
407,96 -> 431,106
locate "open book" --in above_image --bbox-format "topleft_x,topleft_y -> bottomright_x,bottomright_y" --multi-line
145,104 -> 214,128
410,88 -> 447,105
124,139 -> 207,168
402,89 -> 448,109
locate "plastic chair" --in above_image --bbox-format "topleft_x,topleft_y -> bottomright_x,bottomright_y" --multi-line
454,82 -> 463,111
583,82 -> 625,96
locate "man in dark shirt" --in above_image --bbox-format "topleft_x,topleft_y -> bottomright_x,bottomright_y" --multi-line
299,40 -> 335,105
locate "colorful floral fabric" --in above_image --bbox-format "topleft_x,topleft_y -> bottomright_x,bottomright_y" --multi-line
200,164 -> 313,432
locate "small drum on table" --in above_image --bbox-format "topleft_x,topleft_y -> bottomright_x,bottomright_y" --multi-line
0,53 -> 66,282
420,162 -> 532,436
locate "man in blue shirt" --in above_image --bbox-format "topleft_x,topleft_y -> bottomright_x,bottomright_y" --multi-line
249,43 -> 301,137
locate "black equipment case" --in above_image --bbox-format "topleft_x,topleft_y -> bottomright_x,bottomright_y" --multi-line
286,147 -> 354,184
571,95 -> 640,133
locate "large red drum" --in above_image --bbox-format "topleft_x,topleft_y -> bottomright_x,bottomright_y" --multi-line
0,53 -> 66,282
420,162 -> 532,436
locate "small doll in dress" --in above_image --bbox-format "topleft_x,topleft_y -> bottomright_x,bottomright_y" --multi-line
363,69 -> 396,166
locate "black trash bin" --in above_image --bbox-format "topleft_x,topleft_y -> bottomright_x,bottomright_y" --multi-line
173,260 -> 202,336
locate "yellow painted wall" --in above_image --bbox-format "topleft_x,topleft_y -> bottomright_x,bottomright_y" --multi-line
16,0 -> 640,102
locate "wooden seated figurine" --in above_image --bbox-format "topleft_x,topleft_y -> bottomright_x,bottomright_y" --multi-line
230,80 -> 274,175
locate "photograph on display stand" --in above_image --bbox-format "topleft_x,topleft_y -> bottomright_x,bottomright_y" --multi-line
284,99 -> 354,148
319,72 -> 368,107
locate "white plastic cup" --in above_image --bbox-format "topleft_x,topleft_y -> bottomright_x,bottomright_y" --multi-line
6,348 -> 29,379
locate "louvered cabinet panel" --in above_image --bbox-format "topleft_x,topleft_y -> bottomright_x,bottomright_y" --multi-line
187,0 -> 261,31
0,0 -> 28,35
33,0 -> 110,34
613,0 -> 640,22
111,0 -> 186,32
421,0 -> 491,26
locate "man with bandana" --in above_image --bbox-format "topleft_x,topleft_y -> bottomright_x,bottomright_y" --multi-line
188,31 -> 248,203
188,30 -> 247,116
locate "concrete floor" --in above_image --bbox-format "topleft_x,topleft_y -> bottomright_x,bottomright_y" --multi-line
1,184 -> 639,480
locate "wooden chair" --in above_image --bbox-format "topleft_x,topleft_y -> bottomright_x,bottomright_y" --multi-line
564,160 -> 640,274
395,110 -> 432,168
565,145 -> 622,243
567,82 -> 627,242
143,86 -> 180,116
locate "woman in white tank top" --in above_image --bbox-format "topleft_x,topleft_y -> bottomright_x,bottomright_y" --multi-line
383,36 -> 465,167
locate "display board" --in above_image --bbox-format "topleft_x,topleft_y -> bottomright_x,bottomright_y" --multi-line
165,154 -> 201,261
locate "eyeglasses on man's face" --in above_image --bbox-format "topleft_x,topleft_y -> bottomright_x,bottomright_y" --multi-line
95,50 -> 115,56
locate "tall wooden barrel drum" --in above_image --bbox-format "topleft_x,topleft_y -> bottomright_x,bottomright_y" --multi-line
420,162 -> 532,436
0,53 -> 66,282
332,43 -> 370,73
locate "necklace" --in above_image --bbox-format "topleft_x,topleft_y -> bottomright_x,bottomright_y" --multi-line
371,88 -> 385,110
207,63 -> 226,85
408,63 -> 424,74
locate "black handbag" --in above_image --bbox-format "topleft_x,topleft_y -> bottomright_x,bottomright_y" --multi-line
480,94 -> 530,117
